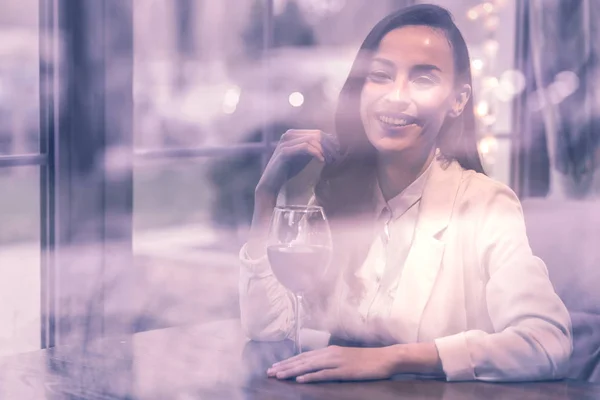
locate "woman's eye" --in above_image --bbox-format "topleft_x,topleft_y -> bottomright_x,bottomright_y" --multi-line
367,70 -> 392,82
412,76 -> 437,87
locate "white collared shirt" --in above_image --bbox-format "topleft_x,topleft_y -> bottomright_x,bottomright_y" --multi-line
371,159 -> 432,285
347,160 -> 433,342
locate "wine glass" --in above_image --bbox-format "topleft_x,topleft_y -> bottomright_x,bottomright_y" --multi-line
266,205 -> 333,354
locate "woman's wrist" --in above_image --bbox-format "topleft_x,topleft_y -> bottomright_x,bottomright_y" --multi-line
252,188 -> 277,229
246,188 -> 278,260
254,185 -> 277,208
387,342 -> 444,376
255,176 -> 283,200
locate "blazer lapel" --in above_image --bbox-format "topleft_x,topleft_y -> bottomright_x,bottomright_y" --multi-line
390,157 -> 464,342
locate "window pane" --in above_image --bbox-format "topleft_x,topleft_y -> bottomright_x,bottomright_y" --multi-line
133,155 -> 260,328
133,0 -> 264,149
0,167 -> 40,356
0,0 -> 40,155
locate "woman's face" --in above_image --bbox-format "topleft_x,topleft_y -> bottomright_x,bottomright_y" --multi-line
360,25 -> 469,156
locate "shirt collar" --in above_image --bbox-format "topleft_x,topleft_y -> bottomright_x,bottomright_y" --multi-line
374,156 -> 435,221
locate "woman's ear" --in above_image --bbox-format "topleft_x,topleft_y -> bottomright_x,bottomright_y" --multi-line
448,84 -> 471,118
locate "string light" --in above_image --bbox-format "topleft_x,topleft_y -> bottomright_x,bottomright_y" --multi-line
289,91 -> 305,107
222,86 -> 241,114
483,39 -> 499,57
483,76 -> 499,90
484,16 -> 500,31
466,0 -> 508,168
472,58 -> 484,71
498,69 -> 526,97
478,135 -> 499,165
476,100 -> 490,117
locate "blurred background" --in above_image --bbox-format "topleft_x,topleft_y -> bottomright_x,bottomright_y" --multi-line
0,0 -> 599,381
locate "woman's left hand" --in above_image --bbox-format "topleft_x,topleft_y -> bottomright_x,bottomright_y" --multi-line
266,345 -> 395,383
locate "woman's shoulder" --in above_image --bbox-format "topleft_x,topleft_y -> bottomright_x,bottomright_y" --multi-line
456,167 -> 521,209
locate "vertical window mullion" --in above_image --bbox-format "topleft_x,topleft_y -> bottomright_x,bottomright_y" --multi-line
261,0 -> 275,171
49,0 -> 134,346
39,0 -> 57,349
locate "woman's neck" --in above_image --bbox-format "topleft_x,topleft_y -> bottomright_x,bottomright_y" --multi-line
376,147 -> 435,201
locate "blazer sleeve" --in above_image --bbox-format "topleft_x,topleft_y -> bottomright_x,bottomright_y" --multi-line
434,182 -> 572,381
238,243 -> 295,341
238,195 -> 318,341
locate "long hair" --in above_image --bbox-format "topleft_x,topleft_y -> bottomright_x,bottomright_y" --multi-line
312,4 -> 485,311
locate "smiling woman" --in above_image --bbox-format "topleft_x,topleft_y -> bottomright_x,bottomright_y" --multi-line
239,3 -> 571,384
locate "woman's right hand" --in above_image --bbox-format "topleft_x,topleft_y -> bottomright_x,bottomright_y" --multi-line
256,129 -> 340,198
247,130 -> 339,260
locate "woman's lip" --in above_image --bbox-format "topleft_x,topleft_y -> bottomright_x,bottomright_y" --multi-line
376,118 -> 418,132
376,114 -> 418,128
375,113 -> 419,126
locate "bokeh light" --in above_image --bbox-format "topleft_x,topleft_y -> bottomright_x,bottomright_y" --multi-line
288,91 -> 304,107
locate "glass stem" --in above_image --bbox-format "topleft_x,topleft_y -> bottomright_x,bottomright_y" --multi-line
294,292 -> 303,354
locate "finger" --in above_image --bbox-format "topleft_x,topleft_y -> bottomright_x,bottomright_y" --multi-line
319,131 -> 342,164
270,359 -> 316,379
279,136 -> 324,156
272,347 -> 327,368
273,358 -> 337,380
284,130 -> 337,156
268,349 -> 327,376
296,368 -> 341,383
280,129 -> 322,142
269,349 -> 336,378
280,131 -> 337,164
268,356 -> 316,376
279,142 -> 325,163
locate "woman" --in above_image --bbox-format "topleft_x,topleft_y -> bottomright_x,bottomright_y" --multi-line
239,4 -> 572,383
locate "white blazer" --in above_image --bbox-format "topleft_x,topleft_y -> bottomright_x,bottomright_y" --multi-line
239,157 -> 572,382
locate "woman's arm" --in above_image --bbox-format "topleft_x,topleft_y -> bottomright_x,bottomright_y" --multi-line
434,183 -> 572,381
240,129 -> 331,341
239,189 -> 295,341
267,341 -> 443,382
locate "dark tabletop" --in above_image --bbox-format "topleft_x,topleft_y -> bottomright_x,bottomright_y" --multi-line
0,319 -> 598,399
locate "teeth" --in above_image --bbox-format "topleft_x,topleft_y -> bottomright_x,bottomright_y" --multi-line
378,115 -> 410,126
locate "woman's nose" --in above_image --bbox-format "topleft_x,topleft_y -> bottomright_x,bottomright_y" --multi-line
383,82 -> 410,105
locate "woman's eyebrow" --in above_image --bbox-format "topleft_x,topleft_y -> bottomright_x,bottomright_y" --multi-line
411,64 -> 443,73
371,57 -> 396,68
371,58 -> 443,74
